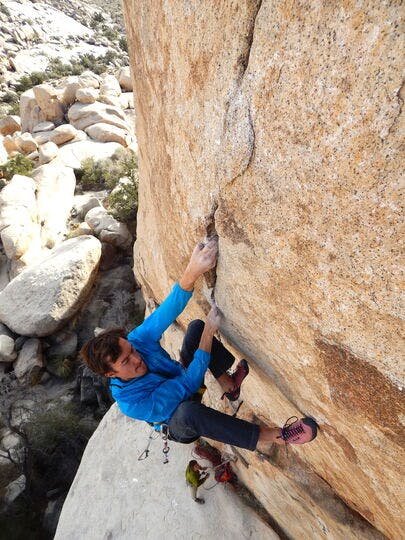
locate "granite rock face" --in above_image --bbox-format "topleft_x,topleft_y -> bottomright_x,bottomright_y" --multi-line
123,1 -> 404,538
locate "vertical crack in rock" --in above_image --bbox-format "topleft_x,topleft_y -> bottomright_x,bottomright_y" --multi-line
379,79 -> 404,140
203,201 -> 219,302
220,2 -> 262,186
238,0 -> 263,83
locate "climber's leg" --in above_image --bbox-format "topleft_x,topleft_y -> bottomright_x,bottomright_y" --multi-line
180,320 -> 248,397
168,401 -> 318,449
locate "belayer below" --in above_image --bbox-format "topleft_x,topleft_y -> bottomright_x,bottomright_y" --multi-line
185,460 -> 209,504
81,237 -> 318,454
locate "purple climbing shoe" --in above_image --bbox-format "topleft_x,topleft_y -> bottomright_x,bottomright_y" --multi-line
222,359 -> 249,401
278,416 -> 318,445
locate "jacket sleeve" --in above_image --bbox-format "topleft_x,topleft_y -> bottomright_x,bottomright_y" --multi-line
130,282 -> 193,343
119,349 -> 210,422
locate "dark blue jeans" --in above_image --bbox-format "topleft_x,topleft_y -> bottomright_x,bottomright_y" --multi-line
168,320 -> 260,451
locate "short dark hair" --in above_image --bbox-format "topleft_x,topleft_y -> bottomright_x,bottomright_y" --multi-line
80,327 -> 127,376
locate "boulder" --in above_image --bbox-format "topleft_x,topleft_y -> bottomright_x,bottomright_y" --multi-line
33,130 -> 54,145
15,132 -> 38,154
4,475 -> 26,505
0,136 -> 7,164
32,84 -> 64,125
119,92 -> 134,110
72,195 -> 101,220
76,87 -> 99,104
67,102 -> 128,132
117,67 -> 132,91
38,141 -> 58,165
56,140 -> 122,169
47,330 -> 77,359
33,162 -> 76,249
59,76 -> 82,107
51,124 -> 77,146
0,235 -> 102,336
13,338 -> 43,383
20,89 -> 45,133
97,94 -> 121,108
78,71 -> 101,89
33,121 -> 55,133
0,334 -> 16,362
85,123 -> 130,147
99,74 -> 121,97
0,115 -> 21,136
0,174 -> 40,260
85,207 -> 132,249
2,135 -> 19,154
76,223 -> 93,236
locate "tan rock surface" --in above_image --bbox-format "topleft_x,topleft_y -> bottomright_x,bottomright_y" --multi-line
124,1 -> 404,539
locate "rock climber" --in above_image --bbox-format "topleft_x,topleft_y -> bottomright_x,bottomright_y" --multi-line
185,460 -> 209,504
80,237 -> 318,453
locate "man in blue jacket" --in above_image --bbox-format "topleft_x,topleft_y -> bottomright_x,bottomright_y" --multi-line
81,238 -> 318,450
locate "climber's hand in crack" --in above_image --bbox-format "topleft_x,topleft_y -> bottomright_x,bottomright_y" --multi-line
179,237 -> 218,291
199,306 -> 222,353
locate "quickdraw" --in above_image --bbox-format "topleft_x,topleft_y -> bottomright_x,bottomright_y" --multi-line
137,428 -> 159,461
161,424 -> 170,464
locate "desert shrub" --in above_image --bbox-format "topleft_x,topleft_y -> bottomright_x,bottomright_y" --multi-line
107,177 -> 138,222
76,149 -> 138,221
46,357 -> 75,379
46,51 -> 120,79
0,154 -> 34,181
27,404 -> 95,492
101,24 -> 118,41
1,92 -> 18,104
6,101 -> 20,116
102,147 -> 138,189
118,36 -> 128,52
75,157 -> 105,190
15,71 -> 46,93
90,11 -> 105,28
0,4 -> 10,16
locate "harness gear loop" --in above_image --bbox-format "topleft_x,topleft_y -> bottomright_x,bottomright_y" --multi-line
161,424 -> 170,464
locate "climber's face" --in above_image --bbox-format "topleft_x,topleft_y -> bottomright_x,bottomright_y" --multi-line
104,338 -> 148,380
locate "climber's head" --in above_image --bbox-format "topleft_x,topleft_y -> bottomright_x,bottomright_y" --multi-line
80,328 -> 147,380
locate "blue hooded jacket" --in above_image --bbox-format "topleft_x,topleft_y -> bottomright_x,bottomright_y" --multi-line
110,282 -> 210,424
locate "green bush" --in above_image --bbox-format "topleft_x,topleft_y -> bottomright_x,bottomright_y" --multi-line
107,178 -> 138,222
6,101 -> 20,116
90,11 -> 105,28
118,36 -> 128,52
46,357 -> 75,379
102,147 -> 138,189
0,154 -> 34,181
1,92 -> 18,104
101,24 -> 118,41
75,157 -> 105,190
27,404 -> 95,491
15,72 -> 46,93
14,51 -> 122,94
0,4 -> 10,16
76,148 -> 138,222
